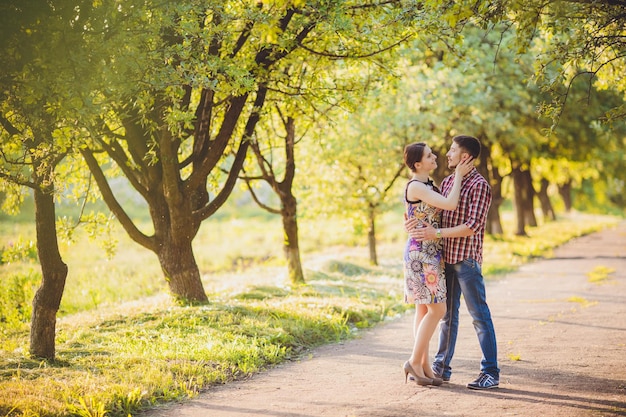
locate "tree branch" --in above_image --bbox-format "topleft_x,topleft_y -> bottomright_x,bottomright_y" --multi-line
241,173 -> 281,214
0,114 -> 21,136
297,34 -> 412,59
0,171 -> 35,188
196,86 -> 269,220
80,148 -> 155,251
93,129 -> 151,201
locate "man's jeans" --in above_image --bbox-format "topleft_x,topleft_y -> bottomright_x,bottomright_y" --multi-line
433,259 -> 499,379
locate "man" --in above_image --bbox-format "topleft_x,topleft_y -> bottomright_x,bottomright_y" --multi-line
407,135 -> 499,390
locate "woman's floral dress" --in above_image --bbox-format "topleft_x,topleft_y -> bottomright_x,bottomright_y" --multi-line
404,179 -> 446,304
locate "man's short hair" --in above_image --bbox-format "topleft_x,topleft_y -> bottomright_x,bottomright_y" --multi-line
453,135 -> 481,159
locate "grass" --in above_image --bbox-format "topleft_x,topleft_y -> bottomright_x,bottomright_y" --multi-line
1,262 -> 407,417
0,209 -> 621,417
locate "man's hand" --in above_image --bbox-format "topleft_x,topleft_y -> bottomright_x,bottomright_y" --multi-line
405,218 -> 436,241
404,216 -> 419,232
415,221 -> 436,241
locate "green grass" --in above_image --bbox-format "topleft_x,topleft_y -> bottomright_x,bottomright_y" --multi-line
1,261 -> 407,417
0,209 -> 621,417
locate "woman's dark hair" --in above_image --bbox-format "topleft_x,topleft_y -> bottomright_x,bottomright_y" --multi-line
453,135 -> 481,159
404,142 -> 426,172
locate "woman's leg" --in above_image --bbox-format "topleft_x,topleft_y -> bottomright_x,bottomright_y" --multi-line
409,304 -> 428,378
420,303 -> 446,377
413,304 -> 427,339
410,302 -> 446,377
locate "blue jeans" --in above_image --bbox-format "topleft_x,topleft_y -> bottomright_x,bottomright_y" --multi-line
433,259 -> 499,378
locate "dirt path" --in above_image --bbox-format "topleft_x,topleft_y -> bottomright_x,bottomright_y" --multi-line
143,222 -> 626,417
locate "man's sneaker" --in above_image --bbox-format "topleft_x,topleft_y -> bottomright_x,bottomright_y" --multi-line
467,372 -> 499,390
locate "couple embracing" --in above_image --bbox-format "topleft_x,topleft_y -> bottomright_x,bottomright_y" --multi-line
402,135 -> 499,390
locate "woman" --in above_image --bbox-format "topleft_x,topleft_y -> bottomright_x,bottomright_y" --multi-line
402,142 -> 473,386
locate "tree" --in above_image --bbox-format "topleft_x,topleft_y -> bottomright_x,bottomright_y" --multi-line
0,0 -> 78,359
241,34 -> 402,279
418,1 -> 626,218
501,0 -> 626,124
536,74 -> 626,213
71,0 -> 430,301
394,26 -> 538,235
0,119 -> 70,361
242,110 -> 305,284
303,75 -> 413,265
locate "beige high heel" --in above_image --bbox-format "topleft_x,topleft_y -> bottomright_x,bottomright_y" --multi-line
423,367 -> 443,386
403,361 -> 434,386
430,376 -> 443,386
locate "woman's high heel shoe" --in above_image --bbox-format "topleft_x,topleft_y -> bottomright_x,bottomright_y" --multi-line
430,376 -> 443,386
403,361 -> 434,386
423,367 -> 443,386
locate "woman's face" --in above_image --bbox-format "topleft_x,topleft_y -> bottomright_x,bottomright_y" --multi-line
421,146 -> 438,171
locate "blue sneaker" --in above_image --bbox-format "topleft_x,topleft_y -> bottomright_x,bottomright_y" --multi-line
467,372 -> 499,390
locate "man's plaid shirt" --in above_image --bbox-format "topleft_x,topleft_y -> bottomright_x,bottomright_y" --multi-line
440,168 -> 492,265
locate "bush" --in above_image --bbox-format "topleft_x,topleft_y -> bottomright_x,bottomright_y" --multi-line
0,237 -> 38,265
0,271 -> 39,332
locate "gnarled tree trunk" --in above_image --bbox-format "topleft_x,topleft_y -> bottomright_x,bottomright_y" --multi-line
246,115 -> 305,284
30,171 -> 67,360
511,162 -> 537,236
559,180 -> 573,212
156,238 -> 206,302
538,178 -> 556,221
479,142 -> 503,235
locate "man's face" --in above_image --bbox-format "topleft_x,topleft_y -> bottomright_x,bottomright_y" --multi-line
446,142 -> 465,169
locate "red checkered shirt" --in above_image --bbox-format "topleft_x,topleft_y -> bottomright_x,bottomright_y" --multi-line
440,168 -> 492,265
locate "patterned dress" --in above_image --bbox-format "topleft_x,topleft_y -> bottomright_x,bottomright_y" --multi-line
404,179 -> 446,304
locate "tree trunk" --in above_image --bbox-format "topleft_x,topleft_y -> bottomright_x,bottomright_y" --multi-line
521,169 -> 537,227
559,180 -> 573,212
30,181 -> 68,360
368,207 -> 378,266
538,178 -> 556,221
479,142 -> 503,235
511,165 -> 528,236
281,193 -> 305,284
156,237 -> 207,303
245,115 -> 306,284
486,188 -> 504,235
82,144 -> 209,303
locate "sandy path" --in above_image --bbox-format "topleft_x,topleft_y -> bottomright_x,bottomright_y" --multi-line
142,222 -> 626,417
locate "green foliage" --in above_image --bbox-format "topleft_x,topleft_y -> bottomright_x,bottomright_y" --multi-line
297,80 -> 408,244
573,178 -> 626,216
0,186 -> 29,217
0,271 -> 38,333
58,211 -> 119,259
0,0 -> 624,409
0,237 -> 37,265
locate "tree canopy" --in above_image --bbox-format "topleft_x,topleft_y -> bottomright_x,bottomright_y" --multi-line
1,0 -> 625,358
